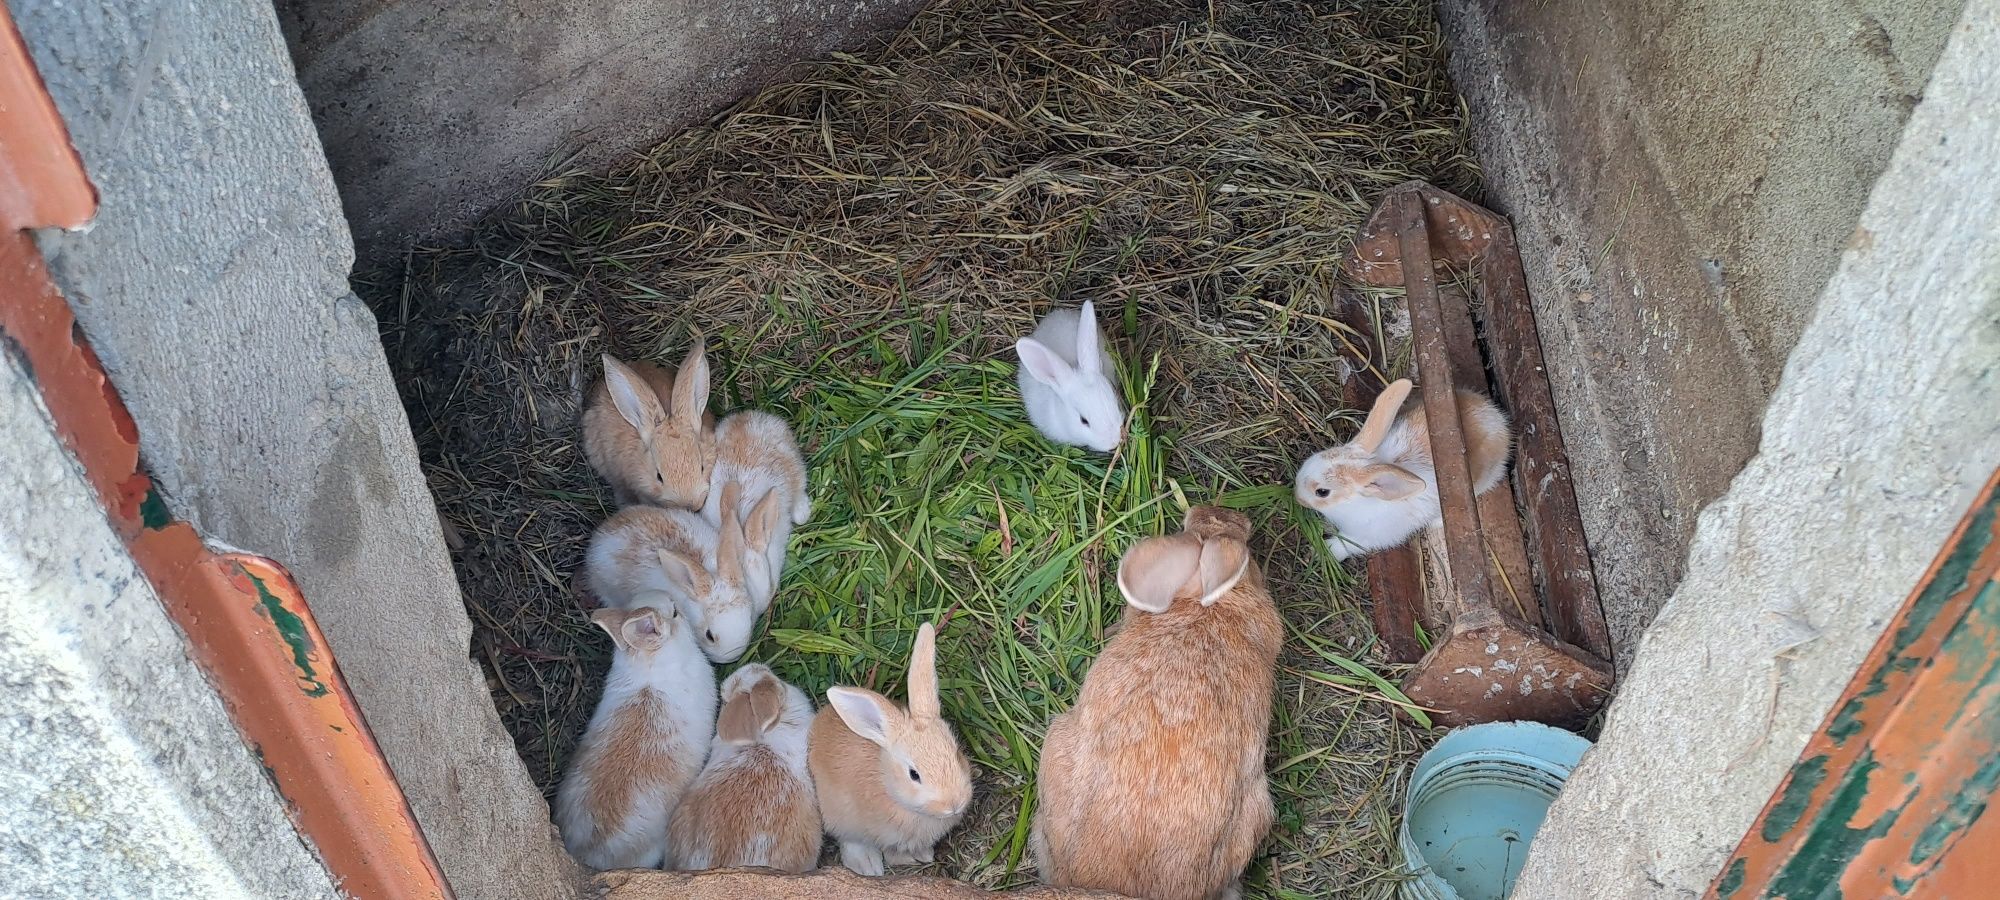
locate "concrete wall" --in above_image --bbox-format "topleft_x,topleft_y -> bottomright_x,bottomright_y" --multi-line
13,1 -> 580,896
275,0 -> 928,264
1511,0 -> 2000,892
0,354 -> 340,900
1440,0 -> 1966,663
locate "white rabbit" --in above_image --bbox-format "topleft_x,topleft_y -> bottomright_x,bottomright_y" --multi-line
1293,379 -> 1512,561
700,410 -> 810,611
666,663 -> 820,872
584,505 -> 759,663
553,602 -> 717,871
1015,300 -> 1125,452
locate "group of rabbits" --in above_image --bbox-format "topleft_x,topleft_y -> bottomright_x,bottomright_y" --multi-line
553,299 -> 1512,900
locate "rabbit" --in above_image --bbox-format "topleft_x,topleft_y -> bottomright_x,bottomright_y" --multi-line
1293,378 -> 1512,561
1015,299 -> 1125,452
808,622 -> 973,876
582,341 -> 716,509
700,409 -> 811,611
666,663 -> 821,873
553,602 -> 717,871
1031,506 -> 1282,900
583,504 -> 758,663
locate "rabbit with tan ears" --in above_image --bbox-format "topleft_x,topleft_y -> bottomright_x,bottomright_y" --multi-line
666,663 -> 820,872
701,410 -> 811,611
809,622 -> 973,876
1015,300 -> 1125,452
554,603 -> 716,871
1032,506 -> 1283,900
583,340 -> 716,509
583,504 -> 758,663
1293,378 -> 1512,561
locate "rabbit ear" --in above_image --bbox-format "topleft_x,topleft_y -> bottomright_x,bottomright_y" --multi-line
715,677 -> 785,745
622,607 -> 665,650
1116,534 -> 1202,613
656,548 -> 712,597
1359,464 -> 1426,500
1193,538 -> 1250,607
602,355 -> 663,434
588,607 -> 630,647
1075,301 -> 1101,376
1015,337 -> 1073,387
826,686 -> 899,748
745,489 -> 783,549
907,622 -> 941,720
670,338 -> 710,428
716,500 -> 746,585
1354,379 -> 1412,453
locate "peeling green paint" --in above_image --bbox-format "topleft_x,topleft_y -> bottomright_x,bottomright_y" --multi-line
247,570 -> 329,698
139,487 -> 170,530
1763,755 -> 1831,843
1910,750 -> 2000,865
1716,857 -> 1747,898
1766,753 -> 1900,899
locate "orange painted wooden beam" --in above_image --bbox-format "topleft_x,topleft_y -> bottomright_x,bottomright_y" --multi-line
1712,467 -> 2000,898
0,6 -> 453,898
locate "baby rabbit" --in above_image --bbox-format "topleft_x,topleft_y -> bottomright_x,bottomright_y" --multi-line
582,342 -> 716,509
666,663 -> 821,873
553,603 -> 717,871
583,504 -> 758,663
1032,507 -> 1282,900
1015,300 -> 1125,452
700,410 -> 811,611
809,622 -> 973,876
1293,378 -> 1512,561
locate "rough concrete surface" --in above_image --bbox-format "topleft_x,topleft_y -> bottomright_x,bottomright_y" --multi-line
1510,1 -> 2000,894
599,867 -> 1129,898
1439,0 -> 1966,665
14,1 -> 581,896
0,354 -> 341,899
276,0 -> 929,263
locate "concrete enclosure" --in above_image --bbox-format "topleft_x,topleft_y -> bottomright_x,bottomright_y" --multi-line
276,0 -> 929,263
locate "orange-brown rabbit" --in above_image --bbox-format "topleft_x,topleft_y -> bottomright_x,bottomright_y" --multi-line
1032,507 -> 1283,900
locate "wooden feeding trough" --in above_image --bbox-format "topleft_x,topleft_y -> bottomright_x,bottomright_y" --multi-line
1338,182 -> 1615,728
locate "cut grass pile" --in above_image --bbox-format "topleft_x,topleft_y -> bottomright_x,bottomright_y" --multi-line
367,0 -> 1476,894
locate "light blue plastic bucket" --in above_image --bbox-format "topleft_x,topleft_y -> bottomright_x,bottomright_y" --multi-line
1398,722 -> 1592,900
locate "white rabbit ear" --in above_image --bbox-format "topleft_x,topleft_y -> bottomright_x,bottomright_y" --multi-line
1015,337 -> 1073,387
1359,464 -> 1426,500
1117,534 -> 1202,613
656,548 -> 712,597
1355,379 -> 1412,453
602,355 -> 663,434
826,686 -> 899,748
671,337 -> 710,428
907,622 -> 940,720
1193,538 -> 1250,607
622,607 -> 666,650
1075,301 -> 1101,376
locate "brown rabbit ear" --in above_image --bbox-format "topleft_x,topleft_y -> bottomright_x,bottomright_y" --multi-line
603,355 -> 664,434
745,489 -> 782,549
1354,379 -> 1412,453
1359,464 -> 1425,501
655,548 -> 712,597
1193,537 -> 1250,607
589,607 -> 631,649
907,622 -> 941,720
826,686 -> 899,748
716,676 -> 784,746
1116,534 -> 1202,613
715,500 -> 746,585
670,338 -> 710,428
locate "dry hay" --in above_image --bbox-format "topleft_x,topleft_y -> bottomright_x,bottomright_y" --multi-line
365,0 -> 1476,895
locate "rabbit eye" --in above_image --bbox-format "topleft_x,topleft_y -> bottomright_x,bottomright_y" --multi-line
705,629 -> 715,642
655,472 -> 665,483
908,767 -> 922,784
1315,487 -> 1331,498
1079,416 -> 1090,427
